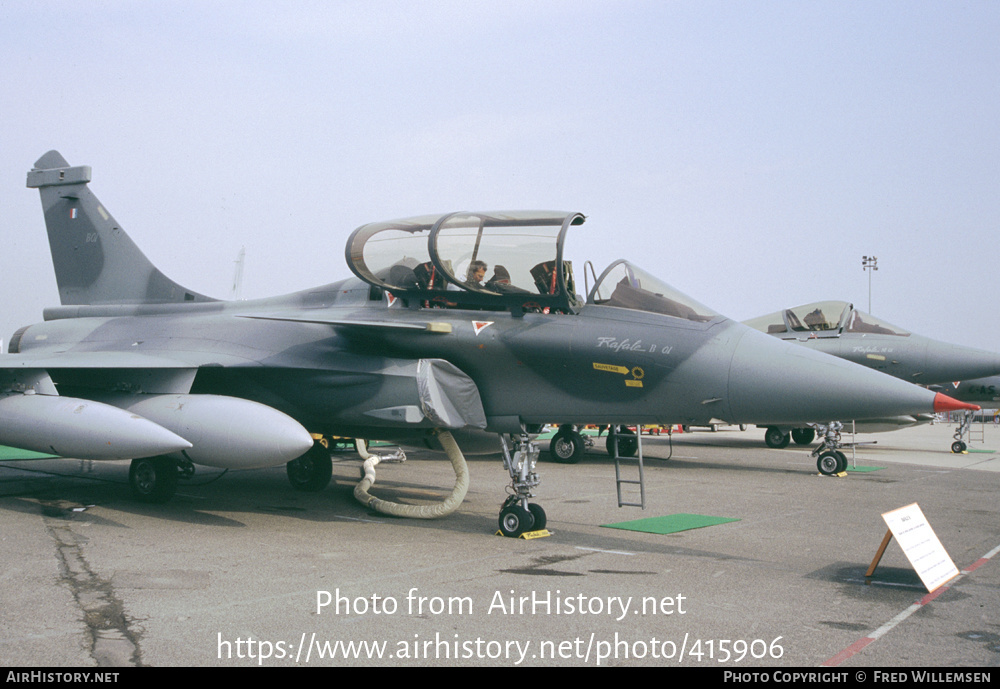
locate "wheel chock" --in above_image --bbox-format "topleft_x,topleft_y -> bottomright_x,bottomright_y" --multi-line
494,529 -> 552,539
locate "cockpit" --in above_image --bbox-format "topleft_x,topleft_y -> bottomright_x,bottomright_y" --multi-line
346,211 -> 719,323
346,211 -> 580,313
588,260 -> 717,322
743,300 -> 910,338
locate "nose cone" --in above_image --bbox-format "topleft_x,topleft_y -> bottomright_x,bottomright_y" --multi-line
914,337 -> 1000,384
932,392 -> 980,413
726,328 -> 977,424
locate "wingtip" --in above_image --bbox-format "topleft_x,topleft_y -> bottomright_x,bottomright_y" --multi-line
933,392 -> 980,413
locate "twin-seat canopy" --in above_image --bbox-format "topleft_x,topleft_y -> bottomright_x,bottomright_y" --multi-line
346,211 -> 584,312
345,210 -> 721,322
744,300 -> 911,337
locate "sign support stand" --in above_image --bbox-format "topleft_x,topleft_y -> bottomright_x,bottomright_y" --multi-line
865,503 -> 959,593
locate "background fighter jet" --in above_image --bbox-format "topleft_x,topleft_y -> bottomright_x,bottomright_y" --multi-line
743,300 -> 1000,454
928,377 -> 1000,453
0,152 -> 978,536
933,378 -> 1000,407
745,301 -> 1000,382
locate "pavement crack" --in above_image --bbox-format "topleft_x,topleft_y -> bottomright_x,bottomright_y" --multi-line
44,509 -> 143,667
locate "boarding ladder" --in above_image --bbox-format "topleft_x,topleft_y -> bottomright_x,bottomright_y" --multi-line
611,425 -> 646,509
969,412 -> 986,446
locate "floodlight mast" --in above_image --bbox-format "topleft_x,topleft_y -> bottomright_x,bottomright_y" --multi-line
862,255 -> 878,313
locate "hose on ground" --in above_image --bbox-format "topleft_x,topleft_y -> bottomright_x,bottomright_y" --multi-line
353,430 -> 469,519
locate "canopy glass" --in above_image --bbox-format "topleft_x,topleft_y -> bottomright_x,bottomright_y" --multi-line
346,211 -> 718,323
346,211 -> 582,312
744,300 -> 910,337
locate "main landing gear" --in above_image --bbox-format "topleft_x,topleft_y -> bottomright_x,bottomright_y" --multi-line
499,434 -> 547,537
764,426 -> 790,449
763,426 -> 815,448
605,425 -> 638,458
548,424 -> 589,463
286,439 -> 334,491
792,428 -> 816,445
548,424 -> 640,463
129,455 -> 192,503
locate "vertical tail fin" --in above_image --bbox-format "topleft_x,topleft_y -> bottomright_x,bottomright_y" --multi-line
26,151 -> 216,306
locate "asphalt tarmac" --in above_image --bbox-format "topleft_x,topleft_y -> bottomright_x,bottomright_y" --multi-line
1,422 -> 997,668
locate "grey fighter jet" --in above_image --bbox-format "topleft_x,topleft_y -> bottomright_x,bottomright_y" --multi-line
0,151 -> 979,536
744,301 -> 1000,453
928,377 -> 1000,453
933,378 -> 1000,407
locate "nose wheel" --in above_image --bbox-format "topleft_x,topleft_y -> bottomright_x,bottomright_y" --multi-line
952,410 -> 973,453
816,450 -> 847,475
810,422 -> 853,475
498,497 -> 547,537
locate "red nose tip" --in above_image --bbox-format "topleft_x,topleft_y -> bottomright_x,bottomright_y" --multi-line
933,392 -> 981,413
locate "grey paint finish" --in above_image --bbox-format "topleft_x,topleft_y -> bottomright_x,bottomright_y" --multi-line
746,300 -> 1000,385
0,151 -> 979,502
28,151 -> 215,306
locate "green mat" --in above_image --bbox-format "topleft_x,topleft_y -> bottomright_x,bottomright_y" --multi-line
601,513 -> 739,534
0,445 -> 57,460
536,428 -> 602,440
844,465 -> 883,473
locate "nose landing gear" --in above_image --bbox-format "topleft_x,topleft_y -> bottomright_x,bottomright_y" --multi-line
498,434 -> 548,537
810,422 -> 849,475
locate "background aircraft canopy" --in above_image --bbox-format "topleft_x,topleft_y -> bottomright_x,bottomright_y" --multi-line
588,260 -> 718,322
745,300 -> 911,337
345,211 -> 584,312
845,309 -> 910,336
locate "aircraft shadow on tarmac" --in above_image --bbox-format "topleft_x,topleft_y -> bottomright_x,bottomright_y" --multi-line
0,433 -> 886,532
1,456 -> 776,565
0,455 -> 527,533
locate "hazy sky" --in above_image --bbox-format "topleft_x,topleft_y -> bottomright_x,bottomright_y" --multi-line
2,1 -> 998,351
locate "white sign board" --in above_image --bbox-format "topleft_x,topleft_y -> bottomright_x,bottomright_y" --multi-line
881,503 -> 959,593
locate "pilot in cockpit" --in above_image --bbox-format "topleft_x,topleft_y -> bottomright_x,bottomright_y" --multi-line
466,260 -> 487,287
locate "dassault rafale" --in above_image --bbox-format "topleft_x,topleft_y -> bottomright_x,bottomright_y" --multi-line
743,301 -> 999,463
0,151 -> 978,536
928,377 -> 1000,453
